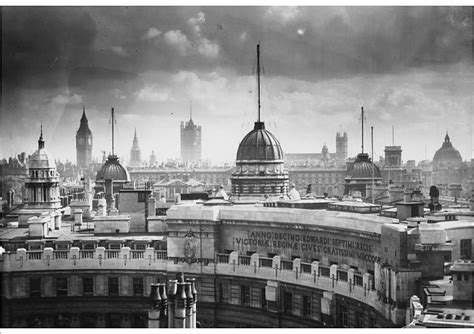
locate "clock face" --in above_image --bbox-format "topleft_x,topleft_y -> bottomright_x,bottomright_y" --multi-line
259,165 -> 265,172
236,166 -> 242,173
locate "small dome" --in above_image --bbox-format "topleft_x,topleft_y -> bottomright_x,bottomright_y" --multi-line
433,133 -> 462,167
236,122 -> 284,161
346,153 -> 381,179
30,148 -> 56,169
96,155 -> 130,182
29,127 -> 55,169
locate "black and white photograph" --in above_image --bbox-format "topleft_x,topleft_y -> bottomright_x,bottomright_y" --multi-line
0,5 -> 473,329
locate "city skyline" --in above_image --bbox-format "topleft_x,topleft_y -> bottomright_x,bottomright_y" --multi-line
1,6 -> 473,165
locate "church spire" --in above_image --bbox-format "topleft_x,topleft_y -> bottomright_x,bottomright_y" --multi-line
38,123 -> 45,149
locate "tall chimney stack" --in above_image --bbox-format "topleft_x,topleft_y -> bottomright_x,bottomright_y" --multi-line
148,283 -> 161,328
167,279 -> 178,328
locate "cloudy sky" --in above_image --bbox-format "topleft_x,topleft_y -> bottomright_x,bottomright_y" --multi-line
1,6 -> 472,165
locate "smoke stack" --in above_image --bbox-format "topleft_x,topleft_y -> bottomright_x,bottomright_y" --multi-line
148,283 -> 161,328
174,282 -> 187,328
185,282 -> 193,328
168,279 -> 178,328
188,278 -> 197,328
158,283 -> 168,328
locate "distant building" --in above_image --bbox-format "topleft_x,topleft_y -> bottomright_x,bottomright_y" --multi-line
149,151 -> 157,167
180,111 -> 201,165
432,133 -> 463,196
0,152 -> 28,203
384,146 -> 402,167
76,107 -> 93,168
153,178 -> 205,201
285,131 -> 348,167
288,167 -> 346,197
336,131 -> 348,162
18,126 -> 61,225
129,129 -> 142,167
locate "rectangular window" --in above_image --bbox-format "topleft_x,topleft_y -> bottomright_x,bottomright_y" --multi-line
138,192 -> 147,202
108,277 -> 119,296
56,277 -> 68,296
133,277 -> 144,296
218,283 -> 224,303
341,305 -> 348,327
463,273 -> 469,281
460,239 -> 472,259
30,278 -> 41,297
261,287 -> 266,309
83,277 -> 93,296
241,285 -> 250,306
355,311 -> 364,328
302,295 -> 311,316
284,292 -> 293,313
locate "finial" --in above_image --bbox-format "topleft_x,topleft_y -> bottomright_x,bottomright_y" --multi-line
38,123 -> 45,149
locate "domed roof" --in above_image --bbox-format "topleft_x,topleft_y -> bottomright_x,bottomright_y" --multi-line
433,133 -> 462,166
96,155 -> 130,182
236,122 -> 284,161
30,149 -> 56,169
29,126 -> 56,169
346,153 -> 381,179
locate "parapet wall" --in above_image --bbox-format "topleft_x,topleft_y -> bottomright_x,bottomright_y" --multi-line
1,246 -> 406,326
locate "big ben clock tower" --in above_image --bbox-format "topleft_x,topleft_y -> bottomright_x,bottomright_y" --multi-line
76,106 -> 93,168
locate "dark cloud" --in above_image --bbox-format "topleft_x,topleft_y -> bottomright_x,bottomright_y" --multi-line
2,7 -> 97,90
1,7 -> 472,162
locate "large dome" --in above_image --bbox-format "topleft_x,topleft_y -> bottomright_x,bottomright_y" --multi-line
433,133 -> 462,167
236,122 -> 284,161
346,153 -> 381,180
96,155 -> 130,182
30,148 -> 56,169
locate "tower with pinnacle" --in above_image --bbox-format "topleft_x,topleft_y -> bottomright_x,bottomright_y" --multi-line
129,129 -> 142,167
76,106 -> 93,168
180,101 -> 202,164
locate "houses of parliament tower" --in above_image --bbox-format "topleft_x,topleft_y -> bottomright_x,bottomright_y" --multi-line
76,107 -> 93,168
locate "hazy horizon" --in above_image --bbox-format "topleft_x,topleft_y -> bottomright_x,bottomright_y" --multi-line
2,6 -> 473,166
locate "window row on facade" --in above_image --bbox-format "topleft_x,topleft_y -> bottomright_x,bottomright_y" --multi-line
28,275 -> 150,298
